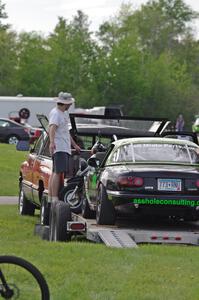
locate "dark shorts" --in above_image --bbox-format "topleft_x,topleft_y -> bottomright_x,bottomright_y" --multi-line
52,152 -> 70,174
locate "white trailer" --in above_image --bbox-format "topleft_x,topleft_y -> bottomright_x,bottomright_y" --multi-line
35,204 -> 199,248
0,95 -> 74,127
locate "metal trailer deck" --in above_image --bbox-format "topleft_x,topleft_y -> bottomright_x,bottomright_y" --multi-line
35,213 -> 199,248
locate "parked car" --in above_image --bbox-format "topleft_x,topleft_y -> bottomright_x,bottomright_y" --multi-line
84,137 -> 199,225
17,113 -> 169,224
0,118 -> 30,144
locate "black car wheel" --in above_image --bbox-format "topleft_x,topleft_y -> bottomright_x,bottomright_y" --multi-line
96,185 -> 116,225
7,135 -> 19,145
18,186 -> 35,216
50,201 -> 71,242
59,183 -> 82,214
40,196 -> 50,226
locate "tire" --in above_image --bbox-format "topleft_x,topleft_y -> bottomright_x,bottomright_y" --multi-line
0,255 -> 50,300
59,183 -> 83,214
49,200 -> 59,241
7,135 -> 19,145
96,185 -> 116,225
82,195 -> 95,219
18,186 -> 35,216
53,202 -> 72,242
40,196 -> 50,226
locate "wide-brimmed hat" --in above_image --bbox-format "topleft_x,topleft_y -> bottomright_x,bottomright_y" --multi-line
55,91 -> 75,104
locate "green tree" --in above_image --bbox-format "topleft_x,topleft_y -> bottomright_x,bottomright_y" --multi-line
48,11 -> 98,105
130,0 -> 198,55
0,30 -> 18,94
0,0 -> 9,30
0,1 -> 17,94
15,32 -> 53,96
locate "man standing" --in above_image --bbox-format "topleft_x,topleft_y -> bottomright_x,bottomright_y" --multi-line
48,91 -> 81,202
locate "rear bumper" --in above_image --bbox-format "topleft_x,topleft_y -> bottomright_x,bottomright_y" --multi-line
107,190 -> 199,216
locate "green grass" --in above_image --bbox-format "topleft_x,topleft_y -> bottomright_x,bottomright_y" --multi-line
0,143 -> 28,195
0,205 -> 199,300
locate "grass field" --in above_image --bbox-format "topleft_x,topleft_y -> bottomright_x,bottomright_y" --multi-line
0,143 -> 28,195
0,205 -> 199,300
1,143 -> 199,299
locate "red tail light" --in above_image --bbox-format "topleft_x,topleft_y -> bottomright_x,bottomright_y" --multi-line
117,176 -> 143,187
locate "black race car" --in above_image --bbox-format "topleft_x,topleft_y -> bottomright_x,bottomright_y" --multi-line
84,137 -> 199,225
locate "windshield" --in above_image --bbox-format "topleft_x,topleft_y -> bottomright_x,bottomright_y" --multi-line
110,143 -> 199,164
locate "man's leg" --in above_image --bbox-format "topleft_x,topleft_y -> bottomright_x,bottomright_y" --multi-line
51,172 -> 61,200
48,173 -> 53,203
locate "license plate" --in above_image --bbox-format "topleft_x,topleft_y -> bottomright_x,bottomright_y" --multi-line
158,179 -> 182,191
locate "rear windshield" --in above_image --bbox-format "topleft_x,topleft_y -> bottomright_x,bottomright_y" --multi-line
110,143 -> 199,164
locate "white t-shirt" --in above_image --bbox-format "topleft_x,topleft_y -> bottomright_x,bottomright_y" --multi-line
49,107 -> 71,154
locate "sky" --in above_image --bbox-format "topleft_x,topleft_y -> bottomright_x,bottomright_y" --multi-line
3,0 -> 199,36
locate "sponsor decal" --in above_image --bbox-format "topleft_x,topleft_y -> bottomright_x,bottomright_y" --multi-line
132,198 -> 199,207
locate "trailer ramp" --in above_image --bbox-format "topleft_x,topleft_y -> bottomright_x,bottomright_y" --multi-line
97,229 -> 138,248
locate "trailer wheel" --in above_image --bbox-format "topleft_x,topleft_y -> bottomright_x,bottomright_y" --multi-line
59,183 -> 82,214
19,107 -> 30,119
96,185 -> 116,225
18,186 -> 35,216
52,202 -> 72,242
49,200 -> 58,241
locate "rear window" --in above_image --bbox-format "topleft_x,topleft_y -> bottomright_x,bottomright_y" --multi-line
109,143 -> 199,164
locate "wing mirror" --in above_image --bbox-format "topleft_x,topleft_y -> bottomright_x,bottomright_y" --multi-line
16,140 -> 30,151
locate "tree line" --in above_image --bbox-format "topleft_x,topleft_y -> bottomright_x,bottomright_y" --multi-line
0,0 -> 199,128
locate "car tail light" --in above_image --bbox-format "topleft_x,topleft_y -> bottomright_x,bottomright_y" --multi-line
67,222 -> 86,231
195,180 -> 199,188
117,176 -> 143,187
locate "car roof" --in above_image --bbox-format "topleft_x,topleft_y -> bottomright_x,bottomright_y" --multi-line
112,137 -> 199,147
0,117 -> 23,127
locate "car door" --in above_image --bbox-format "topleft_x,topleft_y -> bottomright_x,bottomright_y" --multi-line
32,134 -> 52,205
0,120 -> 10,142
85,151 -> 110,208
21,134 -> 45,202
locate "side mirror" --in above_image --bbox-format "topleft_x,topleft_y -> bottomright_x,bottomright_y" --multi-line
87,156 -> 99,168
16,140 -> 30,151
